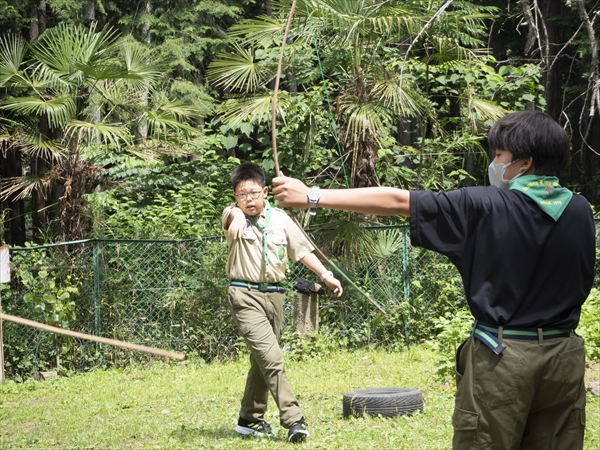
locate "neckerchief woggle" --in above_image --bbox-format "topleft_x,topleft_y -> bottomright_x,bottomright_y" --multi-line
508,175 -> 573,221
245,199 -> 272,266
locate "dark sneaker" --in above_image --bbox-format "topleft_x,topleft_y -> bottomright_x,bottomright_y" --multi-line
235,417 -> 275,437
287,417 -> 309,443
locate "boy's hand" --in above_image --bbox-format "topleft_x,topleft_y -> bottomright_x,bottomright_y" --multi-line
272,175 -> 310,208
324,276 -> 343,297
227,209 -> 248,239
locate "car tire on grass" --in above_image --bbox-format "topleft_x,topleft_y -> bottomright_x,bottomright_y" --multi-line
342,388 -> 424,418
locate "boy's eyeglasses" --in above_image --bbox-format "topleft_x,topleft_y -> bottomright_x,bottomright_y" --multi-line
235,191 -> 262,200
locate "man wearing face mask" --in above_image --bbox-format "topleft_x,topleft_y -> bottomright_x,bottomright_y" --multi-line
272,110 -> 595,449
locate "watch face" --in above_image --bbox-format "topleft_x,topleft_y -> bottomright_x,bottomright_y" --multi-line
308,189 -> 320,202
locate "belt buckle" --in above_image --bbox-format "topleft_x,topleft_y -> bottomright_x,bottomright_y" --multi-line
258,282 -> 269,292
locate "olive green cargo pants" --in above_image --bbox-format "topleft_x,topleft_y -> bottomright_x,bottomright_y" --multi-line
228,286 -> 303,428
453,332 -> 586,449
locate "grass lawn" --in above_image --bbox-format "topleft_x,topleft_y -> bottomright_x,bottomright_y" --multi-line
0,345 -> 599,449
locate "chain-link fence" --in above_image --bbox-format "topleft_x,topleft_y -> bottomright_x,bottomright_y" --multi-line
1,224 -> 598,380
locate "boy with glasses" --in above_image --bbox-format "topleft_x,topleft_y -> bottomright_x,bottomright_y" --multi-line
223,162 -> 343,442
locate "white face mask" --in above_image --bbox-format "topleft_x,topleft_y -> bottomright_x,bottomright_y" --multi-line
488,159 -> 524,189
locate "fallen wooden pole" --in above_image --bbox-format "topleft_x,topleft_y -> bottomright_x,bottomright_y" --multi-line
0,313 -> 185,361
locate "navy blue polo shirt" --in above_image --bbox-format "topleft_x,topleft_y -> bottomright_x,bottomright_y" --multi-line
409,186 -> 595,328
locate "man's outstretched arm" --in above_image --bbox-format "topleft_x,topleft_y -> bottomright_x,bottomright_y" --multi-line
272,175 -> 411,217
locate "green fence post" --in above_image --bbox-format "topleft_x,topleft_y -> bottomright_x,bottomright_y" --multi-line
402,226 -> 410,345
93,240 -> 101,337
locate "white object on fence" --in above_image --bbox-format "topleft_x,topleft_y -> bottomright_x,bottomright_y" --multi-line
0,245 -> 9,284
0,244 -> 8,382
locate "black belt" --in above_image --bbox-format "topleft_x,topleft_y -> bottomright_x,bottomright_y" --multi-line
230,280 -> 285,293
473,322 -> 571,355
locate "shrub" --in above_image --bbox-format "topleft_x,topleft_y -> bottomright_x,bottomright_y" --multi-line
579,288 -> 600,361
427,308 -> 473,382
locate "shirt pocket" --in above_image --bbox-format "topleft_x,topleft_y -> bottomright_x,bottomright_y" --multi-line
270,232 -> 288,263
242,227 -> 257,240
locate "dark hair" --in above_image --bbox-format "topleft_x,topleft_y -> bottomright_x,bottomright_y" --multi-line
231,162 -> 266,190
488,110 -> 570,177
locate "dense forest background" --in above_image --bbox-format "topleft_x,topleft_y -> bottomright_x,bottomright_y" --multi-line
1,0 -> 599,246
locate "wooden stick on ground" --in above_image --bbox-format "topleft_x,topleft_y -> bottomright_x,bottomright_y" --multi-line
0,313 -> 186,361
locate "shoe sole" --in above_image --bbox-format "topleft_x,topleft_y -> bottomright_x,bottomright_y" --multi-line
235,425 -> 264,436
288,429 -> 310,443
235,425 -> 274,438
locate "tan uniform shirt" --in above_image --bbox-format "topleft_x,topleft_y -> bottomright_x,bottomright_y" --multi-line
222,204 -> 314,283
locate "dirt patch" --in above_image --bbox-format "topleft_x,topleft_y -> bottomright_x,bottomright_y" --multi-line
28,397 -> 62,406
2,421 -> 40,438
586,360 -> 600,383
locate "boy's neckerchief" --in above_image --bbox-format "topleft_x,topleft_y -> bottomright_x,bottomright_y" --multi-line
508,175 -> 573,221
245,199 -> 272,266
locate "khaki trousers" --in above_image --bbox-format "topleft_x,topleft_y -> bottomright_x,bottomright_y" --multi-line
228,286 -> 303,428
453,333 -> 586,450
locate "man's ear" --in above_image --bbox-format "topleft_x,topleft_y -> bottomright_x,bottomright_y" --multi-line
263,186 -> 269,197
521,157 -> 535,174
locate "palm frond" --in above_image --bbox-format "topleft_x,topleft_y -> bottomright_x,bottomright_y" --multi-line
155,100 -> 203,121
371,229 -> 405,259
140,111 -> 200,139
338,97 -> 392,142
291,0 -> 423,47
16,120 -> 66,160
314,216 -> 377,270
421,37 -> 488,65
465,93 -> 507,134
30,22 -> 120,82
228,15 -> 286,46
0,95 -> 76,129
0,34 -> 28,86
89,79 -> 140,116
207,44 -> 275,93
65,120 -> 132,149
371,77 -> 426,117
74,61 -> 142,82
0,174 -> 56,202
119,37 -> 164,88
219,91 -> 291,126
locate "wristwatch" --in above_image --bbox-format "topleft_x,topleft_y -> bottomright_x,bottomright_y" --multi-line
320,270 -> 333,282
307,187 -> 320,216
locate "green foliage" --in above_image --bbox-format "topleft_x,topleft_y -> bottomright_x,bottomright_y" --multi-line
280,327 -> 345,361
205,0 -> 547,215
0,0 -> 30,33
579,288 -> 600,361
405,248 -> 467,343
427,308 -> 473,381
21,269 -> 79,329
5,245 -> 85,375
88,139 -> 239,239
0,22 -> 205,241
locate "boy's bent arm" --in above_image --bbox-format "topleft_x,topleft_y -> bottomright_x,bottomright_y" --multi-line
272,176 -> 410,217
299,252 -> 343,297
223,206 -> 247,239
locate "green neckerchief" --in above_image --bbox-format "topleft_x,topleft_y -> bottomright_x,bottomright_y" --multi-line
509,175 -> 573,221
245,199 -> 272,266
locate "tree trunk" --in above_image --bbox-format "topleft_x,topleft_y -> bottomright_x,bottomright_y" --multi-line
84,1 -> 95,22
536,0 -> 563,121
29,0 -> 46,42
0,144 -> 26,246
353,138 -> 378,188
137,1 -> 152,142
28,0 -> 48,243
